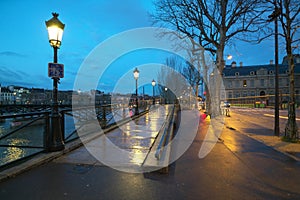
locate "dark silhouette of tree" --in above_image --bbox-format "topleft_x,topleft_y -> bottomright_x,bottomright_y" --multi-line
271,0 -> 300,140
152,0 -> 268,71
152,0 -> 268,116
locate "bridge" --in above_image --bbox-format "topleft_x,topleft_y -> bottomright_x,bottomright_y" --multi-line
1,105 -> 300,199
0,102 -> 181,173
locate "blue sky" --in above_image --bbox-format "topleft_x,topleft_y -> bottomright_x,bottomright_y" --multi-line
0,0 -> 284,92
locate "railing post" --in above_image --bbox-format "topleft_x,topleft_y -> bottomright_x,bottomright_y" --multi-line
123,103 -> 126,119
102,106 -> 107,126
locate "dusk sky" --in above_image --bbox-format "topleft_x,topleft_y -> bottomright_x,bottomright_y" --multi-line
0,0 -> 285,92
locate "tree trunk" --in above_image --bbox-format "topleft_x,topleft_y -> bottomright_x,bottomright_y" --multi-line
210,44 -> 225,117
284,12 -> 299,140
284,52 -> 299,140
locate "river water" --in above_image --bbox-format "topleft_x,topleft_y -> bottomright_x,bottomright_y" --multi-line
0,107 -> 145,168
0,115 -> 76,167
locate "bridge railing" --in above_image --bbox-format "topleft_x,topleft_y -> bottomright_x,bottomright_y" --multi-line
0,101 -> 151,169
153,103 -> 179,173
0,111 -> 49,169
155,104 -> 179,158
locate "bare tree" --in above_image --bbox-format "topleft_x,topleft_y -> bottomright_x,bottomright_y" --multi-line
153,0 -> 267,70
152,0 -> 268,116
182,62 -> 202,96
158,56 -> 198,107
273,0 -> 300,140
157,56 -> 184,102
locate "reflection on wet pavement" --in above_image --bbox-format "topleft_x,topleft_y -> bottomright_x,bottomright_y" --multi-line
109,106 -> 167,153
55,105 -> 173,171
87,105 -> 171,168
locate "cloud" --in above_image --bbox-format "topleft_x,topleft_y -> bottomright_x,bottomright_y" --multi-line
0,66 -> 23,80
0,65 -> 42,88
0,51 -> 26,58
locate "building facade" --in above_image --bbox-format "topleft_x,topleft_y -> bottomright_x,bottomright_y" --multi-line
222,56 -> 300,107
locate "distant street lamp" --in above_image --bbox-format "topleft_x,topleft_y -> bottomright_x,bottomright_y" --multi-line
268,3 -> 281,136
13,92 -> 16,105
164,87 -> 168,104
133,68 -> 139,115
227,54 -> 233,60
45,12 -> 65,151
152,79 -> 156,105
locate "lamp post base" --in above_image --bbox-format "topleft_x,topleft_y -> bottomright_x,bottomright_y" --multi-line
47,113 -> 64,152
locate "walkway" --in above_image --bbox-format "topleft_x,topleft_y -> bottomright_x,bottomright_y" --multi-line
1,108 -> 300,199
55,104 -> 172,173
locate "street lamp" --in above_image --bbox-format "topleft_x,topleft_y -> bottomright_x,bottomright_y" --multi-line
164,87 -> 168,104
227,54 -> 233,60
152,79 -> 156,105
133,68 -> 139,115
45,12 -> 65,151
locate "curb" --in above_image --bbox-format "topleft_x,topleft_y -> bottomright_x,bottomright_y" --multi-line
0,139 -> 82,182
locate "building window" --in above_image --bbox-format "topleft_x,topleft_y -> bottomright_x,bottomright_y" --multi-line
270,78 -> 274,86
269,70 -> 274,74
286,78 -> 289,86
260,91 -> 266,96
227,81 -> 232,88
235,80 -> 239,87
250,80 -> 254,87
243,80 -> 247,87
250,71 -> 255,75
260,79 -> 265,86
235,72 -> 239,76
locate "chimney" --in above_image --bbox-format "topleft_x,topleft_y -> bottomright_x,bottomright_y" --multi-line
231,61 -> 237,68
239,62 -> 243,67
270,60 -> 274,65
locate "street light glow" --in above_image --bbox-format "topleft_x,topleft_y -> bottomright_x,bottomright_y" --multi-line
133,68 -> 139,80
152,79 -> 156,87
227,54 -> 233,60
45,13 -> 65,48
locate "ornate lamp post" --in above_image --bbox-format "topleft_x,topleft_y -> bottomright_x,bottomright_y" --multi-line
45,13 -> 65,151
152,79 -> 156,105
133,68 -> 139,115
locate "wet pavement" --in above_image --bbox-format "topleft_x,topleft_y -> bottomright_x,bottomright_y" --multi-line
56,104 -> 172,173
226,107 -> 300,161
1,107 -> 300,199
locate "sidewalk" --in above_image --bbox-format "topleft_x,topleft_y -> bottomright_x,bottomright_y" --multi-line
223,107 -> 300,161
1,108 -> 299,182
1,109 -> 300,199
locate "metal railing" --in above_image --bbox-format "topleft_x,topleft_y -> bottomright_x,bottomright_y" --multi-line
155,104 -> 177,160
0,101 -> 151,169
227,94 -> 300,108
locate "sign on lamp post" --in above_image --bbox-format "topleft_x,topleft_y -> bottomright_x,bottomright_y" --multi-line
48,63 -> 64,78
